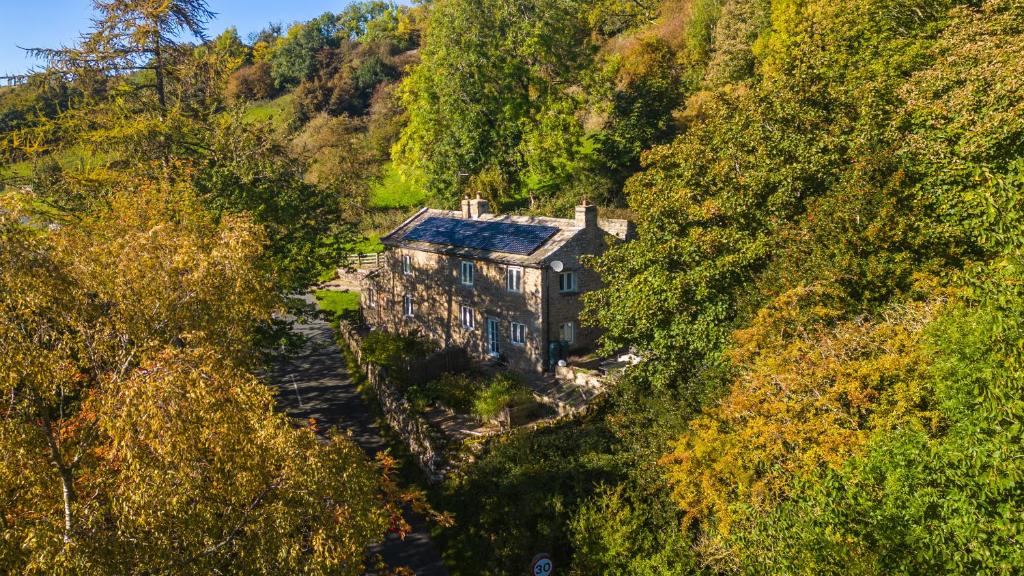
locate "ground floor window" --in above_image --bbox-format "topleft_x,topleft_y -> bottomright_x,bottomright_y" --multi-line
486,317 -> 500,356
559,321 -> 575,344
510,321 -> 526,345
403,294 -> 414,317
366,288 -> 376,308
460,305 -> 475,329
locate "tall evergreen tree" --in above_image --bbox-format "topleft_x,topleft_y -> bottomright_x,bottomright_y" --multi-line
30,0 -> 214,116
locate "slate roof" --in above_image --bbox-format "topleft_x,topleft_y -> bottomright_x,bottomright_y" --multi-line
401,216 -> 560,255
380,207 -> 630,267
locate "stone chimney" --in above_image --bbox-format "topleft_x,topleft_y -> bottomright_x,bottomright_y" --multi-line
574,199 -> 597,229
468,193 -> 491,219
461,195 -> 472,219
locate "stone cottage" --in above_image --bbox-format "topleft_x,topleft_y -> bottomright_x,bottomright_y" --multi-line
361,197 -> 632,373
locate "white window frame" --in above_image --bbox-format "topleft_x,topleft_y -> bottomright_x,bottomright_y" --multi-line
366,288 -> 377,308
558,271 -> 578,293
510,321 -> 526,345
401,254 -> 412,275
486,317 -> 500,356
506,266 -> 523,292
460,260 -> 475,286
403,294 -> 414,317
460,305 -> 476,329
559,321 -> 575,344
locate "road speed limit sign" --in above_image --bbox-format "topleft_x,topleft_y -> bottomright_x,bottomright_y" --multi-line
530,553 -> 553,576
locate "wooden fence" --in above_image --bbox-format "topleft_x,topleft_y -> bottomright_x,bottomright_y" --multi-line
341,252 -> 384,270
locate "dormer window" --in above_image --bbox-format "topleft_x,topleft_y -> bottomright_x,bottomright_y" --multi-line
558,271 -> 577,293
507,266 -> 523,292
460,261 -> 475,286
401,254 -> 412,275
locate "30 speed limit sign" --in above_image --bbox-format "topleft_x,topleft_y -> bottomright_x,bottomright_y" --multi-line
530,553 -> 553,576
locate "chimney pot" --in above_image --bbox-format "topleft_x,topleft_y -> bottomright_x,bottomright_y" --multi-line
575,201 -> 597,229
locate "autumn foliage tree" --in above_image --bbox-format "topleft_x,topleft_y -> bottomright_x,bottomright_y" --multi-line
0,189 -> 393,574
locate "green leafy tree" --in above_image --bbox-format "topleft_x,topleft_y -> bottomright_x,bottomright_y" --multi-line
393,0 -> 594,203
269,14 -> 340,89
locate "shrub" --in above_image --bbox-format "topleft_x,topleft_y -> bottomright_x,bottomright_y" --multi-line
360,330 -> 434,387
226,62 -> 275,102
472,374 -> 533,422
424,372 -> 481,414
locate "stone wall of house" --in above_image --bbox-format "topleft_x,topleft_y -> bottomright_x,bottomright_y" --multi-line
363,248 -> 548,373
543,222 -> 610,355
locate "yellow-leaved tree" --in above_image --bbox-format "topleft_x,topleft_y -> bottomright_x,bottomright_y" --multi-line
0,187 -> 392,574
660,284 -> 944,569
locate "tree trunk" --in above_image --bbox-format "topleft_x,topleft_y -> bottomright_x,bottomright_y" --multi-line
42,419 -> 75,544
154,31 -> 166,117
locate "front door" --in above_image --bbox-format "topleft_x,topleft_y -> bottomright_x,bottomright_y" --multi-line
486,317 -> 500,356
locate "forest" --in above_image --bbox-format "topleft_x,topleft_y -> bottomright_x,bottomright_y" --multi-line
2,0 -> 1023,574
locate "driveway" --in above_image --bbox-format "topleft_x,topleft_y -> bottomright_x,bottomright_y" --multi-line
269,294 -> 448,576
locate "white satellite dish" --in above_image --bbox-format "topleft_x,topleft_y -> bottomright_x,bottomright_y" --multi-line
550,260 -> 564,272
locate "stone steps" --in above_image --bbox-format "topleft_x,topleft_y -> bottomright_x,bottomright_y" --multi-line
527,377 -> 602,416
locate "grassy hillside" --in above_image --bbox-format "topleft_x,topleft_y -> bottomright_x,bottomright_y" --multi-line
242,92 -> 296,132
369,162 -> 426,209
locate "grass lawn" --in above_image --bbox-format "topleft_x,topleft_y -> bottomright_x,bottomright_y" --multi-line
315,290 -> 360,320
369,162 -> 426,209
350,233 -> 384,254
242,93 -> 295,132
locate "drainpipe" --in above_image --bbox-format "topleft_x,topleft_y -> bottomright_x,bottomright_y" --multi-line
541,265 -> 549,372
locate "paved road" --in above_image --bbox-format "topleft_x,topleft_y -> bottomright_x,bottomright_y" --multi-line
269,295 -> 448,576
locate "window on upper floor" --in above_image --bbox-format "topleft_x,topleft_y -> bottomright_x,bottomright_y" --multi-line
507,266 -> 523,292
403,294 -> 414,317
460,260 -> 475,286
401,254 -> 412,275
510,321 -> 526,345
558,271 -> 577,293
559,321 -> 575,344
460,305 -> 475,329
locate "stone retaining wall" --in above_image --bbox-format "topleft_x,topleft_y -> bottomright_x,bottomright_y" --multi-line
554,364 -> 606,391
336,321 -> 448,483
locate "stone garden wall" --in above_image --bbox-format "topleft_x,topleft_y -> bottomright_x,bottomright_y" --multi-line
336,321 -> 450,483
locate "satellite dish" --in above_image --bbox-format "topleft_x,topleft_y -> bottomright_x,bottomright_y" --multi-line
550,260 -> 564,272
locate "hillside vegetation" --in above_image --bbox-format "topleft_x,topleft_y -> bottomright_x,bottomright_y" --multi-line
398,0 -> 1024,573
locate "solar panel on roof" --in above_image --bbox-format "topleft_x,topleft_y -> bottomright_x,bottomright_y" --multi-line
402,217 -> 559,255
